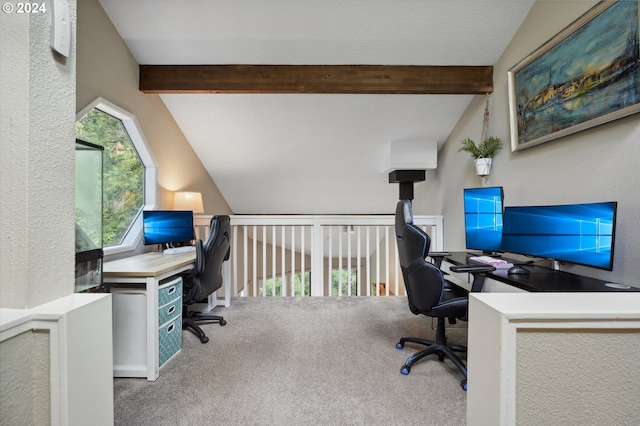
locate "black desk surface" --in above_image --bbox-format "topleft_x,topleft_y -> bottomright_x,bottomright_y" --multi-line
445,252 -> 640,293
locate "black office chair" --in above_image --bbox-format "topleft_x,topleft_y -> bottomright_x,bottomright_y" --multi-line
394,200 -> 493,390
182,215 -> 231,344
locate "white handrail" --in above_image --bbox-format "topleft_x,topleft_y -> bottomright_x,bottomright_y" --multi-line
194,214 -> 443,299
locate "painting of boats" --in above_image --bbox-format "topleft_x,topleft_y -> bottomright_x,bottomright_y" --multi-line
508,0 -> 640,151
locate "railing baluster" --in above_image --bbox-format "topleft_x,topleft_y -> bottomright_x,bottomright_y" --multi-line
366,226 -> 371,296
233,225 -> 239,297
347,227 -> 352,296
310,223 -> 319,296
301,226 -> 306,296
252,225 -> 257,297
281,226 -> 286,297
262,226 -> 267,297
394,228 -> 399,296
356,226 -> 361,296
375,226 -> 381,296
243,225 -> 248,297
327,227 -> 332,296
338,229 -> 343,296
272,225 -> 276,297
385,226 -> 390,297
291,226 -> 296,296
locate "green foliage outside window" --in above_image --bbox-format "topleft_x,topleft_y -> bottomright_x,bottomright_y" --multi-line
260,269 -> 358,297
330,269 -> 357,296
261,272 -> 310,297
76,109 -> 144,247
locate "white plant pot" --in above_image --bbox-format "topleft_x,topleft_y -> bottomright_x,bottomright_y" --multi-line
474,158 -> 492,176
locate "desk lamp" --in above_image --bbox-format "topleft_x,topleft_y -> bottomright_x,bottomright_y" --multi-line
173,191 -> 204,213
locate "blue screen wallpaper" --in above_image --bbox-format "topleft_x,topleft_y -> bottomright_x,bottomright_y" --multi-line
501,202 -> 616,270
463,187 -> 504,252
143,210 -> 194,245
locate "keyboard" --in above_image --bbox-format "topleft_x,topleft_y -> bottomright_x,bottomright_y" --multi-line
468,256 -> 513,269
163,246 -> 196,255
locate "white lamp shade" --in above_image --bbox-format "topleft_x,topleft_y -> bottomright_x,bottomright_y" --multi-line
173,191 -> 204,213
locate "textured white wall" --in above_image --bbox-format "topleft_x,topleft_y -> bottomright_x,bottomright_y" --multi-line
417,0 -> 640,286
0,0 -> 30,307
0,2 -> 77,308
0,331 -> 51,424
516,330 -> 640,425
0,1 -> 77,422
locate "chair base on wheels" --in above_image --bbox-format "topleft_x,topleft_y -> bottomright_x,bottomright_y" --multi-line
182,311 -> 227,344
396,316 -> 468,390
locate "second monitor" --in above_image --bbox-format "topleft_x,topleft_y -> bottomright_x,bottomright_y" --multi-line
463,186 -> 504,255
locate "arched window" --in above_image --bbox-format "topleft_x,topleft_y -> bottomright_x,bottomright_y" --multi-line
76,98 -> 157,255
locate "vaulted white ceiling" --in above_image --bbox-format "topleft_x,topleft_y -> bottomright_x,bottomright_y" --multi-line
98,0 -> 535,214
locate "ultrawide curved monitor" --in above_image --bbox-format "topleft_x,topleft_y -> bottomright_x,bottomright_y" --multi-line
501,201 -> 617,270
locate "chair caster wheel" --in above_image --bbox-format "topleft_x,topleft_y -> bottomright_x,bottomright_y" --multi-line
401,366 -> 410,375
200,336 -> 209,344
396,342 -> 404,349
219,319 -> 227,326
461,380 -> 467,391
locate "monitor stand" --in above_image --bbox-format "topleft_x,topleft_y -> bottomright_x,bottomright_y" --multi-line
467,250 -> 502,258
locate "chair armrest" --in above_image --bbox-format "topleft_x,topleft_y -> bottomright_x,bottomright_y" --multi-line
427,252 -> 451,268
449,264 -> 496,292
449,264 -> 495,274
428,251 -> 451,257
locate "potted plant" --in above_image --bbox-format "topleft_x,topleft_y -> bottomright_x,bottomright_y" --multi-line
458,136 -> 503,176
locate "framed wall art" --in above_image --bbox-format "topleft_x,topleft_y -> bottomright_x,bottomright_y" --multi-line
507,0 -> 640,151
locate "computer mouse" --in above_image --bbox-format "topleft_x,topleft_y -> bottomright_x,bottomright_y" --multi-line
508,265 -> 530,275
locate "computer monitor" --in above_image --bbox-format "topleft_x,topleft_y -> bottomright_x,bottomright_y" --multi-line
501,201 -> 617,270
143,210 -> 195,246
463,186 -> 504,255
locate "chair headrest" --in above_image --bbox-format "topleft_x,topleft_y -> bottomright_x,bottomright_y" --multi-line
204,215 -> 231,252
395,200 -> 413,238
209,215 -> 230,236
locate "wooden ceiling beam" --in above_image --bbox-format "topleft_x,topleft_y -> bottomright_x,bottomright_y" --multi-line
139,65 -> 493,95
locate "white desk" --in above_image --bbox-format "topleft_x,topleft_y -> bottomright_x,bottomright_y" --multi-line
103,251 -> 195,381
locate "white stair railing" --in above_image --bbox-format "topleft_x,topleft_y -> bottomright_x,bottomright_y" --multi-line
194,215 -> 443,300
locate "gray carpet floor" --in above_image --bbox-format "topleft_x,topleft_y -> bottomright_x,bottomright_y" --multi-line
114,297 -> 468,425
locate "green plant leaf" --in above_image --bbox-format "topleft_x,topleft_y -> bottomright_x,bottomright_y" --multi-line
459,136 -> 502,159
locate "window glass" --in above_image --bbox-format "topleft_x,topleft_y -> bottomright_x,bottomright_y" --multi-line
76,108 -> 144,246
76,98 -> 157,254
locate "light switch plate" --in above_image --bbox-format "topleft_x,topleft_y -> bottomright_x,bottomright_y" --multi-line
51,0 -> 70,57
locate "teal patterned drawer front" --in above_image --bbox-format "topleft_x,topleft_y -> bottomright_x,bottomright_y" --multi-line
159,317 -> 182,367
158,277 -> 182,306
158,300 -> 182,327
